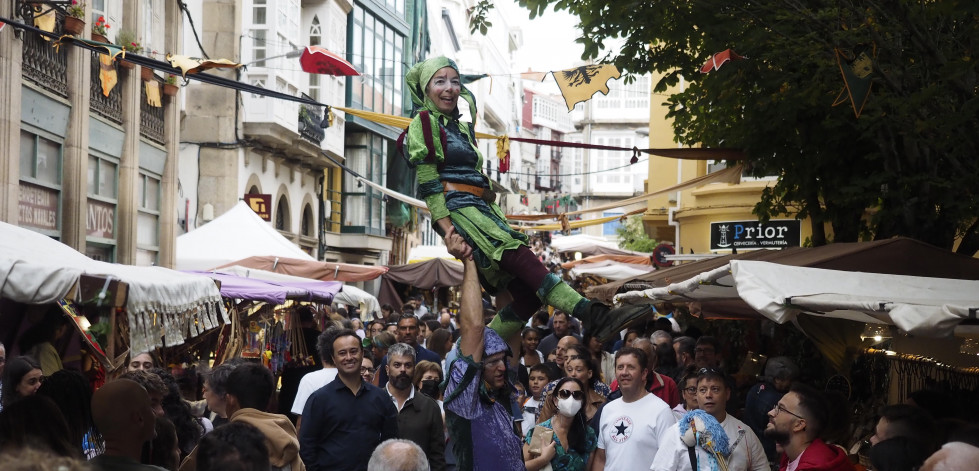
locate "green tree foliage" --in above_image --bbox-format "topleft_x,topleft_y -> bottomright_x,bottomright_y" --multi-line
513,0 -> 979,254
616,215 -> 659,252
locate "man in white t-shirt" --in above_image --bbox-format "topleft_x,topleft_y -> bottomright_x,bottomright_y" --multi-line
651,368 -> 768,471
593,347 -> 676,471
291,328 -> 339,432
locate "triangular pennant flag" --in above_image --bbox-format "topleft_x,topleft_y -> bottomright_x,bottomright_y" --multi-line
146,80 -> 162,108
700,49 -> 745,73
166,54 -> 242,78
551,64 -> 621,111
99,54 -> 118,97
520,70 -> 548,82
835,48 -> 874,118
33,5 -> 56,41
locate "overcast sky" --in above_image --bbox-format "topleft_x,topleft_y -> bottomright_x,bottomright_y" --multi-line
503,1 -> 586,72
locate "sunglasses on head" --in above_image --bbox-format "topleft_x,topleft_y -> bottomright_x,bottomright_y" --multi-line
556,389 -> 583,400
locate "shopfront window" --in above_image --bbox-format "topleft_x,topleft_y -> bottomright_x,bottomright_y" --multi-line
86,154 -> 119,262
19,130 -> 62,237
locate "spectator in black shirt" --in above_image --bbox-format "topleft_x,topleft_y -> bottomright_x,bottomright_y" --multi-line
299,329 -> 398,471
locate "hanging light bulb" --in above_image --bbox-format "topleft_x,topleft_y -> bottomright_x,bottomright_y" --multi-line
960,338 -> 979,356
860,324 -> 892,343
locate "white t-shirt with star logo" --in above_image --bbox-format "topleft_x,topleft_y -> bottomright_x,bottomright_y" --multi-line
597,393 -> 676,470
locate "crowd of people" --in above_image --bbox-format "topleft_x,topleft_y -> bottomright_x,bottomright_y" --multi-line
3,253 -> 976,471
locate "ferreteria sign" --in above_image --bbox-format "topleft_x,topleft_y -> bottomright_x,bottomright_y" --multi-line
710,220 -> 801,251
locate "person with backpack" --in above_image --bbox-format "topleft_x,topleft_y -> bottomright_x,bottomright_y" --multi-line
402,56 -> 650,347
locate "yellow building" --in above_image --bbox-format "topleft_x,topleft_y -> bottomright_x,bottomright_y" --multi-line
642,74 -> 822,254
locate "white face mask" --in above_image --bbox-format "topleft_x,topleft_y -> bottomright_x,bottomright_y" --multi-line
556,395 -> 583,417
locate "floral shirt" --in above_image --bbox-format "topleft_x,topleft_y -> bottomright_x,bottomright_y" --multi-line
524,418 -> 597,471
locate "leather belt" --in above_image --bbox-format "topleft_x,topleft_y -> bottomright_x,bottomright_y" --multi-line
442,181 -> 485,198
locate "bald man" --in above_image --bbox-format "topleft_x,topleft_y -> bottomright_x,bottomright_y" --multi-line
554,335 -> 580,370
368,439 -> 430,471
89,379 -> 166,471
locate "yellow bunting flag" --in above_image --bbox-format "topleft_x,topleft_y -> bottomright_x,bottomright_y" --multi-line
33,5 -> 56,40
146,80 -> 162,108
551,64 -> 621,111
166,54 -> 242,78
99,54 -> 118,97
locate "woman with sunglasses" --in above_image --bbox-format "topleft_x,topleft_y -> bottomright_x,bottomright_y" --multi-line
523,377 -> 597,471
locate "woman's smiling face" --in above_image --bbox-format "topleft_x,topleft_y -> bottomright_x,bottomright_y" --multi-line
426,66 -> 461,114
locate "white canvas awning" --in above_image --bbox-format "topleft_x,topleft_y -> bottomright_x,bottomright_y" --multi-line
570,260 -> 654,281
615,259 -> 979,337
0,221 -> 226,353
177,201 -> 315,270
550,234 -> 646,257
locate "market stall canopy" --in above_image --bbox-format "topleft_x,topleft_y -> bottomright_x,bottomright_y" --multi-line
176,201 -> 315,271
407,245 -> 456,263
608,238 -> 979,335
190,271 -> 341,305
561,254 -> 652,269
0,221 -> 226,354
589,237 -> 979,303
729,261 -> 979,338
218,256 -> 388,283
216,266 -> 380,321
549,234 -> 647,257
384,258 -> 464,290
570,260 -> 654,281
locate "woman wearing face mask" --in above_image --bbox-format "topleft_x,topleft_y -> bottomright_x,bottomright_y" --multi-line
412,360 -> 444,404
522,377 -> 597,471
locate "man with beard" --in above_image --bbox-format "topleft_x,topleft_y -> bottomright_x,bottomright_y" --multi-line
443,248 -> 525,470
300,329 -> 398,471
377,315 -> 441,387
385,342 -> 446,471
651,368 -> 768,471
764,383 -> 854,471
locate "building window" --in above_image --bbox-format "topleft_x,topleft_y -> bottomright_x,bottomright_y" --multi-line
19,130 -> 62,236
325,167 -> 342,233
275,195 -> 290,231
86,154 -> 119,261
309,16 -> 321,101
136,172 -> 161,266
348,5 -> 406,116
342,133 -> 385,235
301,203 -> 313,237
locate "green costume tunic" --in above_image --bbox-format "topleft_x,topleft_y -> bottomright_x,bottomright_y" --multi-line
405,57 -> 528,293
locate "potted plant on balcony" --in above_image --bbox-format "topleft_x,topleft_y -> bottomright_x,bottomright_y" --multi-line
115,30 -> 140,70
64,1 -> 86,36
162,75 -> 179,96
91,15 -> 109,43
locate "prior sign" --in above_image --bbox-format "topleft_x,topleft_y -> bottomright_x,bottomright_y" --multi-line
710,220 -> 801,251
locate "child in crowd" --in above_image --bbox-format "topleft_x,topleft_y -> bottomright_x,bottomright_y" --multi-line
521,364 -> 556,436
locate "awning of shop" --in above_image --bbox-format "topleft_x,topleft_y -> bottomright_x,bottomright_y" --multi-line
0,221 -> 226,354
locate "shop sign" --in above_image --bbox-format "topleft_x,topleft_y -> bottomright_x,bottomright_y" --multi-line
87,199 -> 116,239
710,219 -> 801,250
245,193 -> 272,221
18,182 -> 58,231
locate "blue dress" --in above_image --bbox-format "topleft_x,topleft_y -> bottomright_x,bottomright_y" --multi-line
523,418 -> 597,471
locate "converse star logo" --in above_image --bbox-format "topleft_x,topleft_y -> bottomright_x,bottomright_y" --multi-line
610,416 -> 634,443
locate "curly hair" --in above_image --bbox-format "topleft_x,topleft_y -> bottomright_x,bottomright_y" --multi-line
198,422 -> 269,471
0,395 -> 77,458
148,368 -> 203,458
